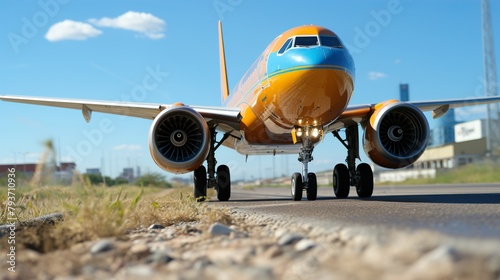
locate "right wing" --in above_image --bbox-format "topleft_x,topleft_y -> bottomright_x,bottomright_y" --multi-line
327,95 -> 500,132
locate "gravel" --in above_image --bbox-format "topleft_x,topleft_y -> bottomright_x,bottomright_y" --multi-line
3,209 -> 500,279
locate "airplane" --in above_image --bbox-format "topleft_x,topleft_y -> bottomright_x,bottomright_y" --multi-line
2,21 -> 500,202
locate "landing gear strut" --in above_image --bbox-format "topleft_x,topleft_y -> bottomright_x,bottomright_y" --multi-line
332,125 -> 374,199
194,126 -> 231,202
291,127 -> 318,201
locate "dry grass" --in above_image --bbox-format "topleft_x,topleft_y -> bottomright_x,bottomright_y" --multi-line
0,181 -> 232,253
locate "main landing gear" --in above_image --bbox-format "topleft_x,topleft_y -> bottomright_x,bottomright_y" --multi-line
194,126 -> 231,202
332,125 -> 374,199
290,125 -> 374,201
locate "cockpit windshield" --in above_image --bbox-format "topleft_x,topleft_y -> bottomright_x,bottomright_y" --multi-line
319,36 -> 343,48
277,35 -> 343,55
294,36 -> 319,47
278,38 -> 293,54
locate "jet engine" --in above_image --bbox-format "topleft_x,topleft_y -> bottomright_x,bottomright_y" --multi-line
148,106 -> 210,174
363,101 -> 429,169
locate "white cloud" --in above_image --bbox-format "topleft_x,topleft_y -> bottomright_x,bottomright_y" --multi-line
45,20 -> 102,42
89,11 -> 165,39
368,71 -> 387,81
113,144 -> 142,151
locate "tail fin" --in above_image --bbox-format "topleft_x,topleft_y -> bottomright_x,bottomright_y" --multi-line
218,21 -> 230,103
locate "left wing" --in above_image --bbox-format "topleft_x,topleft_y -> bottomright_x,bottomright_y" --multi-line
0,95 -> 242,131
327,95 -> 500,132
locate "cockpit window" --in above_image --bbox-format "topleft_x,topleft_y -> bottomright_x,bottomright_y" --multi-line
278,38 -> 293,54
319,36 -> 343,48
294,36 -> 319,47
277,35 -> 341,54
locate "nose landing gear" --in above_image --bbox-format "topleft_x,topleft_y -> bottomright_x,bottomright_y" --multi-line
290,126 -> 320,201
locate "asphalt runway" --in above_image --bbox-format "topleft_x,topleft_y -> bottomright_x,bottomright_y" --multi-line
212,183 -> 500,239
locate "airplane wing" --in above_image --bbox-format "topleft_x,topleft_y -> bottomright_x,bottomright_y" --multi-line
327,96 -> 500,132
0,95 -> 242,131
3,94 -> 500,136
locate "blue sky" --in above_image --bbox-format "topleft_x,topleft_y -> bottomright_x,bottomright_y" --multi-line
1,0 -> 499,181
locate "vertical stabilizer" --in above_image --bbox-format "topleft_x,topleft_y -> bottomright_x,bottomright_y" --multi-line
218,21 -> 230,103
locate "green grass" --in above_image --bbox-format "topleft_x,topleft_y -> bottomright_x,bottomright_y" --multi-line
384,163 -> 500,185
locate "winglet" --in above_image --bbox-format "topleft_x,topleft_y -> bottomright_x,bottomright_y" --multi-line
218,21 -> 230,103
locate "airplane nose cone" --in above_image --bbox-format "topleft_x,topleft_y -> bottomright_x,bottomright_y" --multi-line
289,47 -> 354,73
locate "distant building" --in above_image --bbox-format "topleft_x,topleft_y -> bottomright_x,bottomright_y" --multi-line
0,162 -> 76,184
0,163 -> 37,175
119,167 -> 135,182
429,108 -> 459,146
376,119 -> 490,182
455,119 -> 487,143
86,168 -> 101,175
0,162 -> 76,176
400,83 -> 409,101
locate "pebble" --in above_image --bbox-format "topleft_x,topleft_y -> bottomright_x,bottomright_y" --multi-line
406,245 -> 459,278
147,250 -> 174,264
160,227 -> 176,239
230,230 -> 249,239
278,233 -> 303,246
274,228 -> 287,239
208,222 -> 233,236
90,240 -> 114,254
14,209 -> 500,280
120,264 -> 154,277
193,258 -> 212,270
294,239 -> 317,252
130,243 -> 150,255
149,241 -> 171,252
148,224 -> 165,230
264,245 -> 283,259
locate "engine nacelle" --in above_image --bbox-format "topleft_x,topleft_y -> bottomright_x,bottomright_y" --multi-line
363,101 -> 429,169
148,106 -> 210,174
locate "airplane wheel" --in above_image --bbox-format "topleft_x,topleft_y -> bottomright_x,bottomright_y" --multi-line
194,166 -> 207,202
356,163 -> 373,198
306,173 -> 317,201
291,172 -> 303,201
333,164 -> 350,198
217,165 -> 231,201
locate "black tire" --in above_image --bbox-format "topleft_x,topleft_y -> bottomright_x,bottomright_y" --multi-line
356,163 -> 374,198
306,173 -> 317,201
216,165 -> 231,201
333,164 -> 350,198
291,172 -> 303,201
194,166 -> 207,202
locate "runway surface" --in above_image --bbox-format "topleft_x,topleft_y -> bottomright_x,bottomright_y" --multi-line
212,183 -> 500,239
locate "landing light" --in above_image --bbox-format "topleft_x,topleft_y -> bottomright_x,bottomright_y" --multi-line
296,128 -> 303,137
312,128 -> 320,138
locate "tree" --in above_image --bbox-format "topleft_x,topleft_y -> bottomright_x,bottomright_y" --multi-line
84,173 -> 105,185
135,173 -> 172,188
82,174 -> 131,186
